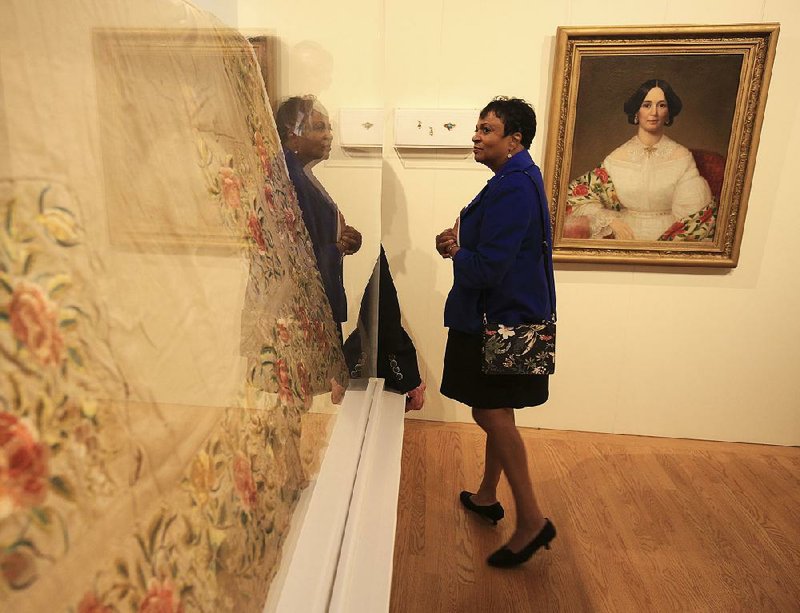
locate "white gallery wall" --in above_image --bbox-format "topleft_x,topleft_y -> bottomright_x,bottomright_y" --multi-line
237,0 -> 800,445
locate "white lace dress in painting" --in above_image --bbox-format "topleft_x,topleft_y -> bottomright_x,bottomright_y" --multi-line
571,135 -> 714,241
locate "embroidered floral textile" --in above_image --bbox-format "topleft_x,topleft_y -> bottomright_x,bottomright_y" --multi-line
0,1 -> 348,611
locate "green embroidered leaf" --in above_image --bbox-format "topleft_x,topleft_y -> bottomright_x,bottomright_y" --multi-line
135,562 -> 147,591
135,534 -> 149,559
182,516 -> 195,546
37,186 -> 49,213
37,209 -> 80,247
4,197 -> 16,233
31,507 -> 52,527
49,476 -> 76,501
59,317 -> 78,331
116,559 -> 129,578
0,274 -> 12,293
46,274 -> 72,299
148,514 -> 164,555
67,347 -> 84,367
22,252 -> 35,275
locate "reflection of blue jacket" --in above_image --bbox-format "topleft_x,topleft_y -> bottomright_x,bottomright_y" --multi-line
284,148 -> 347,322
444,150 -> 555,335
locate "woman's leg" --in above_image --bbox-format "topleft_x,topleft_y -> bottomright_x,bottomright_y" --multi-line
472,407 -> 546,551
471,431 -> 502,505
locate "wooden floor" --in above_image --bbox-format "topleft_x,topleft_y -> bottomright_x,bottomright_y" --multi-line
389,420 -> 800,613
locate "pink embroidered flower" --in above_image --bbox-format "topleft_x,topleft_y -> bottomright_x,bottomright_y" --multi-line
276,359 -> 293,406
78,591 -> 113,613
275,319 -> 291,344
283,206 -> 298,243
297,362 -> 312,409
9,281 -> 64,366
264,184 -> 276,213
254,131 -> 270,174
295,308 -> 313,341
233,453 -> 257,511
0,413 -> 49,519
594,167 -> 609,183
248,214 -> 266,253
218,166 -> 242,209
0,549 -> 37,590
571,183 -> 589,197
313,321 -> 326,345
138,578 -> 184,613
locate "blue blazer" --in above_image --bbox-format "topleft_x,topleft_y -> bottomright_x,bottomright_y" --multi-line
444,150 -> 555,335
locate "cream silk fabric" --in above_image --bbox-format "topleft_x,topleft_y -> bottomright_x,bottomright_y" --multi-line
0,1 -> 347,611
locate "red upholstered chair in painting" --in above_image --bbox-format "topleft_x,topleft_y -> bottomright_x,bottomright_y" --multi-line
690,148 -> 726,202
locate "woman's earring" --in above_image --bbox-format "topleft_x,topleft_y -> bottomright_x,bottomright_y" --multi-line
507,152 -> 512,158
634,115 -> 639,125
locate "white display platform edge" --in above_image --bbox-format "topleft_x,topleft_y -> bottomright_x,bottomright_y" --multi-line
264,379 -> 405,613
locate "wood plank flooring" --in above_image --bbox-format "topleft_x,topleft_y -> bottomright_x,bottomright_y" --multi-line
389,420 -> 800,613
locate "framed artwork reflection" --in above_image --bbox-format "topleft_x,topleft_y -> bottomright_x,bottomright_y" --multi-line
544,24 -> 779,267
93,29 -> 274,251
247,35 -> 279,112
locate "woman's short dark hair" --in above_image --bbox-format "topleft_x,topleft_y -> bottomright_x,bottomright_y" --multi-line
623,79 -> 683,126
275,95 -> 317,143
480,97 -> 537,149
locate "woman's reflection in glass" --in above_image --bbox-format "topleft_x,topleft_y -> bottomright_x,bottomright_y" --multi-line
276,96 -> 362,342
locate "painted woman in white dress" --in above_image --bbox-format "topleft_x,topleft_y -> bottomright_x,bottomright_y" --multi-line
565,79 -> 717,241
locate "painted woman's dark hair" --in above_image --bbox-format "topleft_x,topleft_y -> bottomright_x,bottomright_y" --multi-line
623,79 -> 682,126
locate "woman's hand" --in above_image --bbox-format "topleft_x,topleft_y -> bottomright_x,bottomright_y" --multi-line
337,225 -> 362,255
405,382 -> 426,412
609,219 -> 635,240
563,215 -> 591,239
436,228 -> 458,259
330,377 -> 345,404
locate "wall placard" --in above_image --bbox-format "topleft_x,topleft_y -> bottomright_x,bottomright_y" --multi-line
339,109 -> 384,147
394,109 -> 478,148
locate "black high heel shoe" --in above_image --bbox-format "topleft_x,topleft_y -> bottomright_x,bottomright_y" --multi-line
459,491 -> 504,525
487,518 -> 556,568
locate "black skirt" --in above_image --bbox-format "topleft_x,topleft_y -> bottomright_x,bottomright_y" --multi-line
440,329 -> 549,409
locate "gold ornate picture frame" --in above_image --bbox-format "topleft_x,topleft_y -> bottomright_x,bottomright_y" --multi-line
544,24 -> 779,267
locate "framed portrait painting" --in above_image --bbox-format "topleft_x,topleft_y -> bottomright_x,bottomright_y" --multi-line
544,24 -> 779,267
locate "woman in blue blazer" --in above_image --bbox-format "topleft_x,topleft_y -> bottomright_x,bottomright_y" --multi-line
436,97 -> 556,568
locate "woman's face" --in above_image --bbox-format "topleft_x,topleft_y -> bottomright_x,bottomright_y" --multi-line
294,109 -> 332,164
472,112 -> 516,172
637,87 -> 669,134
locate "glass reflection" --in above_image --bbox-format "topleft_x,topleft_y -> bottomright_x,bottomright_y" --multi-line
276,96 -> 363,342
